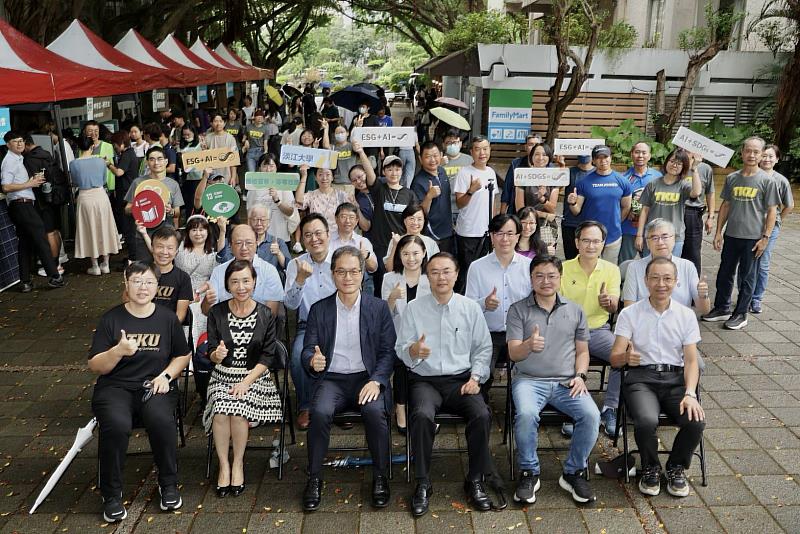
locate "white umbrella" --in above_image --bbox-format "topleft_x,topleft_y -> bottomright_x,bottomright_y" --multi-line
29,418 -> 97,514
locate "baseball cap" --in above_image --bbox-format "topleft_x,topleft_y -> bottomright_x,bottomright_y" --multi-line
592,145 -> 612,158
208,173 -> 225,183
383,155 -> 402,167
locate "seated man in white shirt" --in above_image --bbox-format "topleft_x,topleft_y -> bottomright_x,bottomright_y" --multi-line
611,256 -> 705,499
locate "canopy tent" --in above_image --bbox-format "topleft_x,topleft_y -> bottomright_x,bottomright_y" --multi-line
0,19 -> 141,104
114,29 -> 206,87
214,43 -> 273,80
158,34 -> 229,85
189,38 -> 249,82
46,20 -> 175,92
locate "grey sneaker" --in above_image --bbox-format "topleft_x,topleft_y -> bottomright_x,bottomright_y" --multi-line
701,308 -> 731,322
561,422 -> 574,438
749,300 -> 762,314
600,408 -> 617,438
513,470 -> 540,503
102,496 -> 127,522
723,313 -> 748,330
665,464 -> 689,497
159,485 -> 182,511
559,470 -> 595,503
638,465 -> 661,496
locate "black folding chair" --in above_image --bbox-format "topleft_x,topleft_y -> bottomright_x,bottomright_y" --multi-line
326,408 -> 394,479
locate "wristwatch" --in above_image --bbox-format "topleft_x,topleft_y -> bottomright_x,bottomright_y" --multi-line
162,373 -> 172,381
575,372 -> 588,382
470,374 -> 481,383
684,391 -> 697,399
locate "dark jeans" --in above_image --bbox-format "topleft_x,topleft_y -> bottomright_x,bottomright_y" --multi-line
408,371 -> 491,481
307,372 -> 389,478
681,206 -> 704,274
561,223 -> 578,261
623,368 -> 705,470
455,234 -> 490,293
714,235 -> 759,315
8,201 -> 59,282
92,384 -> 179,499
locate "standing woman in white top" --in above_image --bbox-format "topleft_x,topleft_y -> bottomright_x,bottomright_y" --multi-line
381,235 -> 430,434
245,153 -> 297,242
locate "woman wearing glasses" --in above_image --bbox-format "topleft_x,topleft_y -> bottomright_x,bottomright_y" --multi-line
88,261 -> 191,523
203,259 -> 282,498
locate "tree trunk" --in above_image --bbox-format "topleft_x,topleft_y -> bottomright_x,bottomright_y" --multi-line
653,69 -> 667,141
772,40 -> 800,152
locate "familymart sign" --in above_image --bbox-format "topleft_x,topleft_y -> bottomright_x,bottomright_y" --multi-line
487,89 -> 532,144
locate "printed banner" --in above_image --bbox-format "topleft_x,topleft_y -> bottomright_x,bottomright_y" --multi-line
671,127 -> 734,168
350,127 -> 416,148
279,145 -> 338,169
245,172 -> 301,192
0,107 -> 10,145
226,82 -> 234,99
181,147 -> 241,170
554,138 -> 606,156
487,89 -> 532,144
152,89 -> 168,112
514,167 -> 570,187
197,85 -> 208,104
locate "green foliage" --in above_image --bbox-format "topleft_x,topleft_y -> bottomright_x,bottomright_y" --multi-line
591,119 -> 672,166
439,10 -> 527,54
677,2 -> 745,53
533,7 -> 637,49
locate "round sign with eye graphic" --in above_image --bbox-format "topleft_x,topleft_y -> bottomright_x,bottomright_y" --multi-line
201,183 -> 240,218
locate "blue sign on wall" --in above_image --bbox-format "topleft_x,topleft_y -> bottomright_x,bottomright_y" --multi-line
0,108 -> 10,145
226,82 -> 234,99
197,85 -> 208,104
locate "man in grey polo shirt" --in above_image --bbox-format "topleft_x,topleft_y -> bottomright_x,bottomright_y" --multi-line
506,255 -> 599,505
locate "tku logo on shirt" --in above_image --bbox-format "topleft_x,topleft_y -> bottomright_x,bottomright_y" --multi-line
654,191 -> 680,203
155,286 -> 174,298
732,186 -> 758,199
124,333 -> 161,348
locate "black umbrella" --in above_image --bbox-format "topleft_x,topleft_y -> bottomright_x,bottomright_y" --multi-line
353,82 -> 382,92
281,84 -> 302,98
331,85 -> 382,113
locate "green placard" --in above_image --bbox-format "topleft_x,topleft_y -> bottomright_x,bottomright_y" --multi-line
201,183 -> 240,218
488,89 -> 533,108
244,172 -> 301,192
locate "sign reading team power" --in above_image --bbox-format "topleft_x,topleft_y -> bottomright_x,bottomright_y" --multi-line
554,138 -> 606,156
350,127 -> 416,148
487,89 -> 532,144
279,145 -> 338,169
245,172 -> 301,192
201,183 -> 240,218
671,127 -> 735,168
181,147 -> 241,170
514,167 -> 570,187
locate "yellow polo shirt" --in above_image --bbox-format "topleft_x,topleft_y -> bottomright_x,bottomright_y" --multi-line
560,256 -> 621,329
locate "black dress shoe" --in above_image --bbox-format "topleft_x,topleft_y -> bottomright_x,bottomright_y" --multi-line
230,483 -> 245,497
464,479 -> 492,512
372,475 -> 390,508
411,482 -> 432,517
395,422 -> 407,436
302,477 -> 322,511
215,485 -> 230,498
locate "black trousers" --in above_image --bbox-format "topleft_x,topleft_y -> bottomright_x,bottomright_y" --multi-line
91,383 -> 179,499
714,235 -> 759,315
8,201 -> 59,282
624,368 -> 705,470
436,236 -> 455,255
409,371 -> 491,481
681,206 -> 704,273
561,223 -> 578,261
455,234 -> 490,293
481,331 -> 508,401
308,372 -> 389,478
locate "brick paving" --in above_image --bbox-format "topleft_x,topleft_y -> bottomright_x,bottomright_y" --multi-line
1,213 -> 799,533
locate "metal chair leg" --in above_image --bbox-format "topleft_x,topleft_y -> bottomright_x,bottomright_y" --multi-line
622,402 -> 631,483
206,432 -> 213,480
699,435 -> 708,487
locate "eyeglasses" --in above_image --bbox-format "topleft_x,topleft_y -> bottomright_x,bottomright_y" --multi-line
579,239 -> 603,246
647,275 -> 675,284
428,269 -> 455,278
533,273 -> 560,282
233,240 -> 256,248
147,157 -> 166,162
492,231 -> 518,239
666,159 -> 684,167
248,217 -> 268,224
127,279 -> 158,288
520,220 -> 537,226
338,214 -> 358,222
303,230 -> 327,240
333,269 -> 362,278
647,234 -> 674,242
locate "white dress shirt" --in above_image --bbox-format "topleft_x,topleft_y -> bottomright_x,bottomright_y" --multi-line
328,293 -> 367,374
208,256 -> 284,306
622,254 -> 699,307
284,249 -> 336,322
465,251 -> 532,332
1,152 -> 34,202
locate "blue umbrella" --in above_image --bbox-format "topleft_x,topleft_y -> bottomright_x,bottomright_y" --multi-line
331,84 -> 382,113
320,81 -> 333,89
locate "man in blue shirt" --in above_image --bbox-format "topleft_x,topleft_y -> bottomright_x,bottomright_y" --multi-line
561,155 -> 595,260
566,145 -> 632,265
411,142 -> 454,253
501,134 -> 539,214
619,142 -> 662,263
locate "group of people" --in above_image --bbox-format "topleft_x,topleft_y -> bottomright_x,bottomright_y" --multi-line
75,124 -> 792,523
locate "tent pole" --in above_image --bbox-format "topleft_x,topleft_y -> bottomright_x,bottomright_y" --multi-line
135,93 -> 144,126
52,103 -> 76,241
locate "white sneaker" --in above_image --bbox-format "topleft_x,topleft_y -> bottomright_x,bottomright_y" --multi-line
100,262 -> 110,274
59,253 -> 69,264
38,266 -> 64,277
87,265 -> 101,276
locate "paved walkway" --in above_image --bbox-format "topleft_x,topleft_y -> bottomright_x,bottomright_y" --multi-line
1,213 -> 800,534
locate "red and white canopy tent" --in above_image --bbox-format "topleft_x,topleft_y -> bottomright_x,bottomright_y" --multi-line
189,38 -> 250,82
214,43 -> 273,81
157,34 -> 228,85
114,29 -> 207,87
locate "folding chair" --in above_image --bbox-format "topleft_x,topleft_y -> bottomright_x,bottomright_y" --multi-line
326,408 -> 394,479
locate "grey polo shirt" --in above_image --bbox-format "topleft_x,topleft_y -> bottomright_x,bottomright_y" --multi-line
506,293 -> 589,382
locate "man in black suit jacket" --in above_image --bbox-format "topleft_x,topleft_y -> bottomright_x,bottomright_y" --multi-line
301,245 -> 397,511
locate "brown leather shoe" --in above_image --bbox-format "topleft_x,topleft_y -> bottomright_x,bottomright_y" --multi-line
297,410 -> 310,430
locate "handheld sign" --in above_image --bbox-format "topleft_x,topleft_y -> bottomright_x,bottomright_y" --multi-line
201,183 -> 240,219
134,179 -> 171,205
671,127 -> 734,168
181,147 -> 241,170
279,145 -> 338,169
245,172 -> 301,192
350,127 -> 416,148
514,167 -> 570,187
554,138 -> 605,156
132,190 -> 166,228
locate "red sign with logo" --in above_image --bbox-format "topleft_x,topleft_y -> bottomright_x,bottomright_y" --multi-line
132,189 -> 166,228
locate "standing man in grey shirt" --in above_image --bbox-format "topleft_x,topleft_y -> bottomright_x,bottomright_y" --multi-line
702,137 -> 779,330
681,152 -> 715,273
507,255 -> 598,505
396,252 -> 493,517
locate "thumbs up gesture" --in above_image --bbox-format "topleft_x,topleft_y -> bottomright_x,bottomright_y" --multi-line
598,282 -> 612,311
526,325 -> 545,353
389,282 -> 405,302
484,286 -> 500,311
410,333 -> 431,359
467,175 -> 482,194
697,273 -> 709,299
311,345 -> 326,372
427,179 -> 441,198
211,340 -> 228,364
626,342 -> 641,367
567,191 -> 579,205
116,330 -> 138,357
359,240 -> 369,258
295,259 -> 313,285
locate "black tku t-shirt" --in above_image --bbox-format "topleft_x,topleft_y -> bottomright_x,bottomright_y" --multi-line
89,304 -> 190,389
152,266 -> 193,314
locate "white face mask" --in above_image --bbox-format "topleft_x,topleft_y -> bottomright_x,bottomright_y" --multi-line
359,106 -> 368,115
334,133 -> 347,143
446,144 -> 461,157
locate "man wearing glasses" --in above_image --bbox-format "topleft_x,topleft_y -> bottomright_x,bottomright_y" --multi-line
507,255 -> 599,504
300,246 -> 396,511
285,214 -> 337,429
124,145 -> 184,262
396,252 -> 494,517
559,221 -> 621,438
465,213 -> 531,397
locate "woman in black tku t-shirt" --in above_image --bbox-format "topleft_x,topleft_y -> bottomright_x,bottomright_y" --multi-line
88,262 -> 190,524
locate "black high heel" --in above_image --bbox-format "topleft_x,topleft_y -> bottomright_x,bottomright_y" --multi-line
215,485 -> 230,498
230,483 -> 246,497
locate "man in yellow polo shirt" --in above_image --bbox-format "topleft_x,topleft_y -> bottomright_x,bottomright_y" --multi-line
560,221 -> 621,438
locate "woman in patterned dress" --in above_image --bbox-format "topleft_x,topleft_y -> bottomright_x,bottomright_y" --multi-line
203,260 -> 282,498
